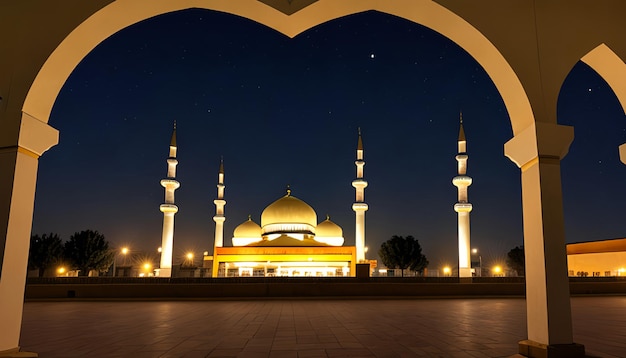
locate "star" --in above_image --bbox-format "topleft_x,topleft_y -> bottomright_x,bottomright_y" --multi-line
370,53 -> 375,59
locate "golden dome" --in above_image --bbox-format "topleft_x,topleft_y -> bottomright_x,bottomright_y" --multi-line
233,216 -> 262,238
316,216 -> 343,237
261,190 -> 317,235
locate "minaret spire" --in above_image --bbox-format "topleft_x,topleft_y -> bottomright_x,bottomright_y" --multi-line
352,128 -> 368,263
453,113 -> 472,278
158,122 -> 181,277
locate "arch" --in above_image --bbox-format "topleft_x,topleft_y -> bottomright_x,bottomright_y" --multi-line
24,0 -> 533,135
579,43 -> 626,163
581,43 -> 626,115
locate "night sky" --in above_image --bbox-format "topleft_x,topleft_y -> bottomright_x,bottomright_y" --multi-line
31,9 -> 626,269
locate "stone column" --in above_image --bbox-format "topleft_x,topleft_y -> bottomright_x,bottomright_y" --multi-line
504,122 -> 584,357
0,113 -> 58,356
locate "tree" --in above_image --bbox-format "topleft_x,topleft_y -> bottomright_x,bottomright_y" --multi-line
28,233 -> 64,277
378,235 -> 429,277
64,230 -> 115,276
506,245 -> 525,276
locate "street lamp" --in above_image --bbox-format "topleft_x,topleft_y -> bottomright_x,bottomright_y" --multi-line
493,265 -> 502,277
186,252 -> 194,267
121,247 -> 129,266
472,248 -> 482,277
443,266 -> 451,277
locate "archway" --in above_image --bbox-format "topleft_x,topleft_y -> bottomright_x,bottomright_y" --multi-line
7,1 -> 624,357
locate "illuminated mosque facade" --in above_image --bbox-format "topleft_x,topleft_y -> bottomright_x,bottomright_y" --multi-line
204,130 -> 368,277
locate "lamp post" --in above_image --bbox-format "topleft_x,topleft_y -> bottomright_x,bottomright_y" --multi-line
121,247 -> 129,266
186,252 -> 194,267
472,248 -> 482,277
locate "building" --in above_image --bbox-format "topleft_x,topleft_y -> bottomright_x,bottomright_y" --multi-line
205,131 -> 366,277
208,188 -> 356,277
567,238 -> 626,277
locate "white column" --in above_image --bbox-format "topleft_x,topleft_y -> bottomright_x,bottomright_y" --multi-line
352,130 -> 368,263
0,114 -> 58,355
505,122 -> 585,356
158,128 -> 179,278
453,119 -> 472,278
213,161 -> 225,248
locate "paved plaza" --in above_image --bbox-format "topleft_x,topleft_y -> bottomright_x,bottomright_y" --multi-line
20,296 -> 626,357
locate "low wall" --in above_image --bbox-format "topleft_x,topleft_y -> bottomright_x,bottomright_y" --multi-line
24,277 -> 626,300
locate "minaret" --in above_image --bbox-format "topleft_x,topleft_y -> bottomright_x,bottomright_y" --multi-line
213,158 -> 226,249
452,113 -> 473,278
158,122 -> 180,277
352,128 -> 368,262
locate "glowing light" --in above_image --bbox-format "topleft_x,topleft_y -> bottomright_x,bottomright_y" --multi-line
443,266 -> 451,276
57,267 -> 66,274
472,248 -> 478,254
143,263 -> 152,270
618,268 -> 625,276
121,247 -> 129,255
186,252 -> 194,260
157,247 -> 162,253
493,265 -> 502,276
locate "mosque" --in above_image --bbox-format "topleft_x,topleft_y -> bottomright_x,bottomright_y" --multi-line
156,126 -> 368,277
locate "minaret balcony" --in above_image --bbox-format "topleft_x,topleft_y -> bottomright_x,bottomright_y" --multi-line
455,154 -> 468,161
160,178 -> 180,189
214,199 -> 226,206
213,215 -> 226,223
454,202 -> 473,213
160,203 -> 179,213
167,158 -> 178,165
352,203 -> 369,211
352,179 -> 368,188
452,176 -> 472,187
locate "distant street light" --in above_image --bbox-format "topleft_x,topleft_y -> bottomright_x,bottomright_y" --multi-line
493,265 -> 502,277
472,248 -> 482,277
443,266 -> 451,277
185,252 -> 194,267
121,247 -> 129,267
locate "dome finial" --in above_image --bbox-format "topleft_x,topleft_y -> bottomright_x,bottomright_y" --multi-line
247,214 -> 251,220
357,127 -> 363,150
326,214 -> 330,220
286,184 -> 291,196
219,156 -> 224,174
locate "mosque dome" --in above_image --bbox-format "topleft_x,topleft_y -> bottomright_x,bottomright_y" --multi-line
261,189 -> 317,235
316,216 -> 343,237
233,216 -> 262,238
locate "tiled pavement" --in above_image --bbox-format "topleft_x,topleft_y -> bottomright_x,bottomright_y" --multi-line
20,296 -> 626,357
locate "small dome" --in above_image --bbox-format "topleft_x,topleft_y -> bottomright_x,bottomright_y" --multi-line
316,216 -> 343,237
261,189 -> 317,235
233,216 -> 262,238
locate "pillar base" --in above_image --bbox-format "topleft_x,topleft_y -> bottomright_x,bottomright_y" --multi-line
156,268 -> 171,277
0,348 -> 37,357
518,340 -> 585,358
458,267 -> 472,278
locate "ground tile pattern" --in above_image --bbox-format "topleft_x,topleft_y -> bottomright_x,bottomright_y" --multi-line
20,297 -> 626,357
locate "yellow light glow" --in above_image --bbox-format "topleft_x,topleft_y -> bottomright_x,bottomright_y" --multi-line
157,247 -> 162,253
57,267 -> 66,274
443,266 -> 451,275
186,252 -> 194,260
143,263 -> 152,270
619,268 -> 625,276
493,266 -> 502,275
472,248 -> 478,254
121,247 -> 129,255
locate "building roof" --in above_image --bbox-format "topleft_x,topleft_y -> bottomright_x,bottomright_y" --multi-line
567,238 -> 626,255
